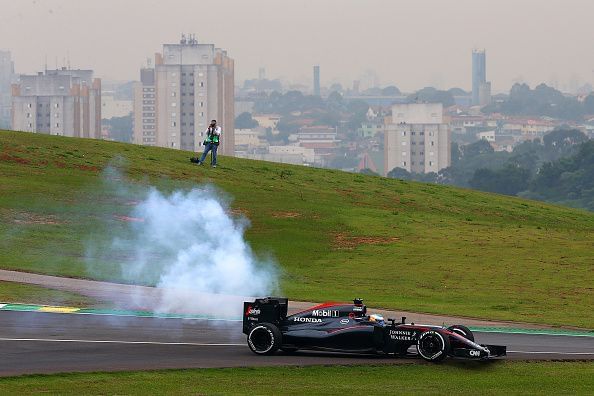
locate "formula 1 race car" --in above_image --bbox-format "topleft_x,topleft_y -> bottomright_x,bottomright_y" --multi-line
243,297 -> 506,362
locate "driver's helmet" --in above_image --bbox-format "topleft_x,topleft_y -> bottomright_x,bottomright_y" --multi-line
369,314 -> 385,325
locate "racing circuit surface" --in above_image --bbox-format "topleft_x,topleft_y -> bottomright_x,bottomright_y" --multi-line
1,311 -> 593,377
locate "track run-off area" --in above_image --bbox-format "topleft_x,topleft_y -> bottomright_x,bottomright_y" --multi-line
0,306 -> 593,377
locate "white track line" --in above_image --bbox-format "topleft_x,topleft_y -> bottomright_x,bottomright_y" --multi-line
0,338 -> 591,355
507,350 -> 594,355
0,337 -> 244,346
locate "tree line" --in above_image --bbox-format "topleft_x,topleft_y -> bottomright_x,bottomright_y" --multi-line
387,128 -> 594,211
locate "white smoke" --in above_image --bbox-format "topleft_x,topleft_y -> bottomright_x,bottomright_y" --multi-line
106,185 -> 278,318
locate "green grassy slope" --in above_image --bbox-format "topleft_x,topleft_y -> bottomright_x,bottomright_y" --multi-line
0,281 -> 98,307
1,130 -> 593,327
1,363 -> 593,394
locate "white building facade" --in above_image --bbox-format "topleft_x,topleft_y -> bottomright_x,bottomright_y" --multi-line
12,68 -> 101,138
384,103 -> 450,175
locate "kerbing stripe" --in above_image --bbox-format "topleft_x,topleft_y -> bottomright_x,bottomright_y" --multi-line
0,304 -> 6,309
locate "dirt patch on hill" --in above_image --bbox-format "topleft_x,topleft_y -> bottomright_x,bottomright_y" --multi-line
333,233 -> 399,250
2,210 -> 67,225
54,160 -> 99,172
228,208 -> 249,217
0,151 -> 32,165
271,211 -> 302,219
114,215 -> 145,223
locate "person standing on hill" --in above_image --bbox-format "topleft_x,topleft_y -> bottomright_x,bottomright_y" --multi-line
195,120 -> 221,168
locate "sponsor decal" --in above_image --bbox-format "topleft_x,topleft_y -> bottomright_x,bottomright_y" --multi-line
389,329 -> 415,341
293,317 -> 322,323
312,309 -> 339,317
340,318 -> 350,324
469,350 -> 481,357
353,306 -> 364,312
245,305 -> 261,316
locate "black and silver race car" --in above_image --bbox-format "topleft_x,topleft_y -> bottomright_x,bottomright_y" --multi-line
243,297 -> 506,362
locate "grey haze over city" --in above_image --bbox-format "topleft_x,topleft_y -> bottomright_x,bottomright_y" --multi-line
1,0 -> 594,92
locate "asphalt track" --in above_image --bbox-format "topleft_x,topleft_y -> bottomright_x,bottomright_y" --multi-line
1,311 -> 593,377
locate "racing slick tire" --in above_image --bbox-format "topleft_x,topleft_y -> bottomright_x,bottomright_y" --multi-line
417,330 -> 450,362
247,323 -> 282,355
447,325 -> 474,342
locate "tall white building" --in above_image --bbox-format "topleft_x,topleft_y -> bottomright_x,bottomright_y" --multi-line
384,103 -> 450,175
0,50 -> 16,129
133,35 -> 235,155
12,68 -> 101,138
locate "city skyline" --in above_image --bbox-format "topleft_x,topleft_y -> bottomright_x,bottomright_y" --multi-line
1,0 -> 594,93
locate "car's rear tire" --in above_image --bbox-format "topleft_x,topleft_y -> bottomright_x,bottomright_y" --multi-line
247,323 -> 282,355
448,325 -> 474,342
417,330 -> 450,362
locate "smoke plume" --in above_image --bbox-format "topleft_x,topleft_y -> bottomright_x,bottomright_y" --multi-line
87,172 -> 278,318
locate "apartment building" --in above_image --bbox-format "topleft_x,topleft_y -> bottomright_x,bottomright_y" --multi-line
384,103 -> 451,175
12,68 -> 101,138
133,35 -> 235,155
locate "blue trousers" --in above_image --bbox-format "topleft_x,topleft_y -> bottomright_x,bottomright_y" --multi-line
199,142 -> 218,165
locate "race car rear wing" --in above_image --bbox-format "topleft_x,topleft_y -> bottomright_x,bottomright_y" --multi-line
243,297 -> 288,334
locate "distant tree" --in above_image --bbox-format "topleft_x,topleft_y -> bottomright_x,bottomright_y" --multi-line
462,139 -> 494,158
360,168 -> 379,176
526,141 -> 594,210
469,165 -> 531,196
543,128 -> 588,150
408,87 -> 455,107
363,87 -> 383,95
276,118 -> 300,134
346,99 -> 370,130
329,83 -> 343,93
486,83 -> 586,120
326,91 -> 344,112
329,151 -> 358,169
235,112 -> 259,129
451,142 -> 461,166
381,86 -> 401,96
387,167 -> 412,180
103,115 -> 132,143
448,87 -> 468,96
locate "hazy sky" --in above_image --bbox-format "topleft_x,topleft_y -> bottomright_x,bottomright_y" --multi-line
1,0 -> 593,93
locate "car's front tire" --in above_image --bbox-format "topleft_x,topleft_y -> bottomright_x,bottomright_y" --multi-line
247,323 -> 282,355
417,330 -> 450,362
448,325 -> 474,342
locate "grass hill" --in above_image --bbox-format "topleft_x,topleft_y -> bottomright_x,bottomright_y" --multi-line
1,130 -> 593,327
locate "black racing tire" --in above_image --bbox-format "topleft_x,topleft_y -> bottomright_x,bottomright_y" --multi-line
247,323 -> 282,355
448,325 -> 474,342
417,330 -> 450,362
